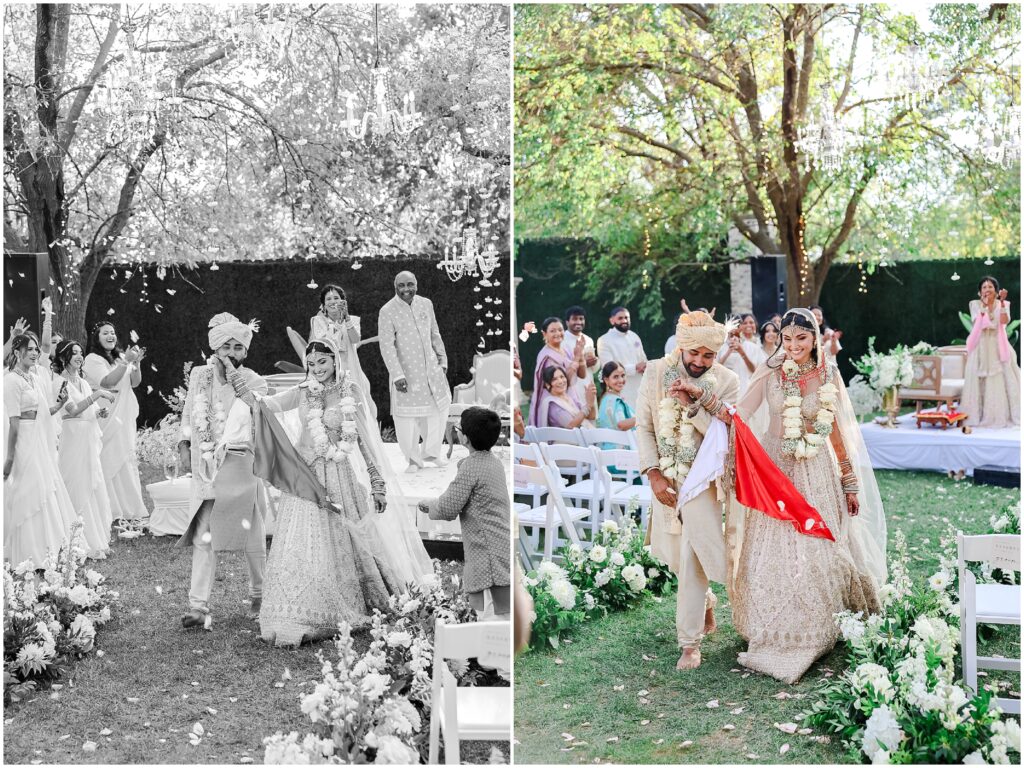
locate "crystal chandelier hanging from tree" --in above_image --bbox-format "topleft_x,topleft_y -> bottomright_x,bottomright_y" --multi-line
796,93 -> 855,174
438,229 -> 500,282
340,5 -> 423,144
981,105 -> 1021,169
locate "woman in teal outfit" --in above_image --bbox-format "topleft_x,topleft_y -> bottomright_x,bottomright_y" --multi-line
596,361 -> 636,448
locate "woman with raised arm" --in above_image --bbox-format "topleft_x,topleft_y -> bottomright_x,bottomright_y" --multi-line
529,316 -> 585,426
229,338 -> 433,647
727,308 -> 885,684
52,340 -> 116,558
4,329 -> 75,568
962,276 -> 1020,428
82,321 -> 147,523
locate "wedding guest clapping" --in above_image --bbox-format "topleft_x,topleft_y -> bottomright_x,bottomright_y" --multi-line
810,305 -> 842,358
536,366 -> 596,429
307,283 -> 375,418
528,317 -> 582,426
83,321 -> 147,523
52,340 -> 116,559
420,407 -> 511,620
4,331 -> 76,568
962,276 -> 1020,427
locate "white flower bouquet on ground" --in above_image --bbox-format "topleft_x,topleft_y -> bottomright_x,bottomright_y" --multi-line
135,413 -> 182,468
3,522 -> 118,704
800,530 -> 1020,764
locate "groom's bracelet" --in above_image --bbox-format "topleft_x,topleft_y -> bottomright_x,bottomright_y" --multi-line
697,389 -> 725,416
228,372 -> 249,398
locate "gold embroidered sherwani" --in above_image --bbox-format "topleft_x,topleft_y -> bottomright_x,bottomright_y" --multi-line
635,359 -> 739,648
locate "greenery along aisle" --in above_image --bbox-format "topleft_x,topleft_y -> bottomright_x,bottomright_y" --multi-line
513,471 -> 1020,765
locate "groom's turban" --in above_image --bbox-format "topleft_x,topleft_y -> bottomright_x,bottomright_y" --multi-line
675,311 -> 726,352
208,312 -> 259,350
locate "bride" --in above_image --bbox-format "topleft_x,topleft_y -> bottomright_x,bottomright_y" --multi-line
230,338 -> 434,647
727,308 -> 886,684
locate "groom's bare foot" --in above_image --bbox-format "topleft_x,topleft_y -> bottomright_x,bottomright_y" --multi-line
676,647 -> 701,670
703,605 -> 717,635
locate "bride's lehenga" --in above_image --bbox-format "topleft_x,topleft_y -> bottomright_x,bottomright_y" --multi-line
730,361 -> 882,684
258,385 -> 402,647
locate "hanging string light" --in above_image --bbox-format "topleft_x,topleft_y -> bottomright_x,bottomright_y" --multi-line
797,215 -> 811,299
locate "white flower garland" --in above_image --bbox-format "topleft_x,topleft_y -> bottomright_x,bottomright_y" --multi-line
305,374 -> 359,463
656,359 -> 716,481
780,359 -> 838,459
191,368 -> 228,483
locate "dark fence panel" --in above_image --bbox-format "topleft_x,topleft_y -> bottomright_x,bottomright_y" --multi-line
515,238 -> 1020,385
86,256 -> 510,427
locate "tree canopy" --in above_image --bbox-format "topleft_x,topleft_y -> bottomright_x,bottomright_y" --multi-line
515,3 -> 1020,318
4,3 -> 510,337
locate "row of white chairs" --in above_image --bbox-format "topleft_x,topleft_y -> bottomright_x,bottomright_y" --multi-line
513,440 -> 652,570
522,425 -> 639,454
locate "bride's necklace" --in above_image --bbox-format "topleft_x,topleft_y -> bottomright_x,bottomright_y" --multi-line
13,366 -> 32,384
780,358 -> 838,460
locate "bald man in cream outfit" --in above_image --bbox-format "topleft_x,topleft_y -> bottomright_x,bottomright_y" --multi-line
635,311 -> 739,670
177,313 -> 269,629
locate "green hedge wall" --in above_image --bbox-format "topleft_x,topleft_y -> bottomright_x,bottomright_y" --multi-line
515,238 -> 1019,384
86,256 -> 510,427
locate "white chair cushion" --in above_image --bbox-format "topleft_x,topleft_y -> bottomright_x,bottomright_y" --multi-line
440,687 -> 513,737
513,502 -> 531,515
517,505 -> 590,526
939,379 -> 964,396
941,355 -> 965,378
975,584 -> 1021,622
613,485 -> 653,506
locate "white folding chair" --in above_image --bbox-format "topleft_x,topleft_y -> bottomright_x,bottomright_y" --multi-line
957,531 -> 1021,715
595,448 -> 652,531
515,463 -> 590,560
523,425 -> 538,443
513,442 -> 547,508
530,426 -> 588,483
428,620 -> 512,764
580,426 -> 638,451
537,443 -> 610,535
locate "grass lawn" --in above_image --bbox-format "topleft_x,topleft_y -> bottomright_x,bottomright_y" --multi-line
4,464 -> 509,765
513,470 -> 1021,765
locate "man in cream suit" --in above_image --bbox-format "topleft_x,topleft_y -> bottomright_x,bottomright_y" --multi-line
635,311 -> 738,671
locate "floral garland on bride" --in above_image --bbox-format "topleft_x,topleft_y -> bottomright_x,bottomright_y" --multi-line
780,359 -> 838,460
656,354 -> 716,481
304,373 -> 359,463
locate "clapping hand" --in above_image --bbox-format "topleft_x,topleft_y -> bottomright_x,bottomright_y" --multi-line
41,296 -> 52,315
125,345 -> 142,364
998,289 -> 1009,302
584,381 -> 597,405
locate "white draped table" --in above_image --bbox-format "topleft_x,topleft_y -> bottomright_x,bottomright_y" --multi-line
860,420 -> 1021,476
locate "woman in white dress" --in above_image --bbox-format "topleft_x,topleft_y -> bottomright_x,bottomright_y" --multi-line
307,284 -> 376,419
962,276 -> 1020,428
52,340 -> 116,559
718,315 -> 761,394
238,338 -> 433,647
728,309 -> 886,684
82,322 -> 147,522
4,332 -> 76,568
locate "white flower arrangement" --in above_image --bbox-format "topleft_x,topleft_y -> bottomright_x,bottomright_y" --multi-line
853,338 -> 915,393
136,414 -> 183,468
846,375 -> 882,419
3,522 -> 117,703
779,360 -> 837,459
804,529 -> 1019,764
265,567 -> 503,764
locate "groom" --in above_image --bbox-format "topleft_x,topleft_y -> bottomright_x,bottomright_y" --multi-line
176,313 -> 269,629
635,311 -> 739,670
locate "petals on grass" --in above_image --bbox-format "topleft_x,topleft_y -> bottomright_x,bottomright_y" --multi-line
613,684 -> 624,691
678,740 -> 694,748
706,699 -> 720,708
560,733 -> 574,742
775,722 -> 798,734
780,743 -> 791,755
606,736 -> 619,743
722,724 -> 735,731
99,728 -> 112,736
730,707 -> 744,715
82,742 -> 97,752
